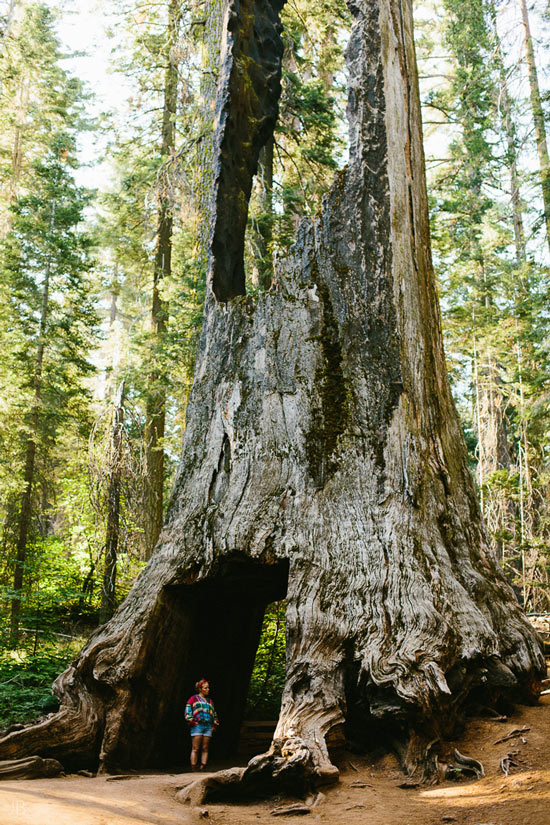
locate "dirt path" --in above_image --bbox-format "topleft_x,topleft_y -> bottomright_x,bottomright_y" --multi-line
1,696 -> 548,825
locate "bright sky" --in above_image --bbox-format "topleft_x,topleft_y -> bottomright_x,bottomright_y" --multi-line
3,0 -> 547,258
46,0 -> 133,190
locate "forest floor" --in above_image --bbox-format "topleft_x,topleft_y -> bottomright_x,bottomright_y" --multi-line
0,695 -> 548,825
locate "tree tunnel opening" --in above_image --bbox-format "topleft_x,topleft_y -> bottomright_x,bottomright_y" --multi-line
238,598 -> 287,759
136,556 -> 289,769
244,599 -> 286,720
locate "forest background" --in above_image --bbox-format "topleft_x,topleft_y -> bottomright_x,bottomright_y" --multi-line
0,0 -> 549,731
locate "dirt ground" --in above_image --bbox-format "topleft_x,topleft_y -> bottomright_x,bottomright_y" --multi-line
0,695 -> 548,825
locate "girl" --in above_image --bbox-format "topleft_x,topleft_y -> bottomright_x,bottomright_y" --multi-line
185,679 -> 219,771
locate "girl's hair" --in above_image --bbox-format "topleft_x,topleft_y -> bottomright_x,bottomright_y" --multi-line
196,678 -> 209,691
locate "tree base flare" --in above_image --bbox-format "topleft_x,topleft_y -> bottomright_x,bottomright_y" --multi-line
176,737 -> 338,805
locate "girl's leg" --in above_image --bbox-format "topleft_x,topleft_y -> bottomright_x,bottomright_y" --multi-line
200,736 -> 210,769
191,735 -> 202,770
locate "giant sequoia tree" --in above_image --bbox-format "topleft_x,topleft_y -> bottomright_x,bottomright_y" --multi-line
0,0 -> 544,789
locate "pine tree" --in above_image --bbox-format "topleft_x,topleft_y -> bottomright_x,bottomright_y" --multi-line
0,3 -> 85,235
99,0 -> 206,559
520,0 -> 550,253
424,0 -> 550,610
1,123 -> 97,643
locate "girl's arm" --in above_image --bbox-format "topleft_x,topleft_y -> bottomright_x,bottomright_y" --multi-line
185,696 -> 195,725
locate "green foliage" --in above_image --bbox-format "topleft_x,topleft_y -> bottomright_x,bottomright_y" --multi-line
0,3 -> 102,644
423,0 -> 550,610
1,536 -> 87,641
0,644 -> 83,729
246,601 -> 286,720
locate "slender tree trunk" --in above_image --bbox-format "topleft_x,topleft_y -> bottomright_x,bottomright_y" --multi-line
109,266 -> 120,327
10,417 -> 38,644
475,280 -> 515,577
0,74 -> 29,238
490,5 -> 526,261
520,0 -> 550,253
99,383 -> 125,625
0,0 -> 543,790
505,101 -> 527,263
251,137 -> 274,290
144,0 -> 179,559
10,202 -> 55,644
0,0 -> 17,54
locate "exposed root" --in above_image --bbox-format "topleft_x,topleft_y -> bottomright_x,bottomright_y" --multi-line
0,671 -> 103,770
452,749 -> 484,779
0,756 -> 64,780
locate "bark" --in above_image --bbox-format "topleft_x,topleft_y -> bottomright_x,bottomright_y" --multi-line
0,0 -> 544,790
99,382 -> 125,625
208,0 -> 285,301
144,0 -> 179,559
0,756 -> 63,780
520,0 -> 550,253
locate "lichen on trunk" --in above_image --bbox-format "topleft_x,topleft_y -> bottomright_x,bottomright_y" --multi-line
0,0 -> 544,792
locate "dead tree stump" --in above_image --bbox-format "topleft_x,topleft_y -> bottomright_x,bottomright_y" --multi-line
0,0 -> 544,790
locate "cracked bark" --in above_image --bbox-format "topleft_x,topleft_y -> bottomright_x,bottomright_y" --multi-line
0,0 -> 544,791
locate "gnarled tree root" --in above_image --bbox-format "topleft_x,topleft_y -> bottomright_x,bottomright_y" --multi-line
0,755 -> 64,780
0,668 -> 102,771
176,737 -> 336,805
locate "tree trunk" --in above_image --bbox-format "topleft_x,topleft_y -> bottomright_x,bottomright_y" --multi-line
476,349 -> 518,569
144,0 -> 179,559
250,136 -> 274,290
490,4 -> 526,262
208,0 -> 285,301
99,382 -> 125,625
0,0 -> 544,789
1,74 -> 29,238
520,0 -> 550,253
10,418 -> 38,645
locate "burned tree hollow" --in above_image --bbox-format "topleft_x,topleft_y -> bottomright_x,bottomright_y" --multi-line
0,0 -> 545,791
208,0 -> 285,302
0,556 -> 289,772
147,557 -> 289,764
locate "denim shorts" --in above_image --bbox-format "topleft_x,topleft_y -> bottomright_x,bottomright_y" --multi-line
191,723 -> 213,737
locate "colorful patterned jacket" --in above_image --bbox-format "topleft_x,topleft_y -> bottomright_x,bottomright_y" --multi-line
185,694 -> 219,728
